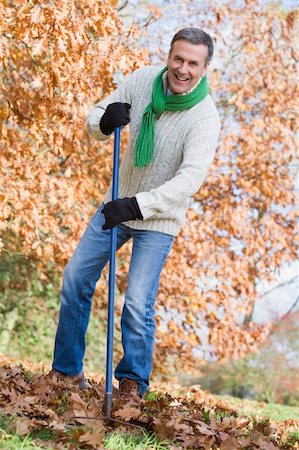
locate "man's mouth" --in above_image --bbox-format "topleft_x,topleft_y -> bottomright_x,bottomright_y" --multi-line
175,74 -> 190,82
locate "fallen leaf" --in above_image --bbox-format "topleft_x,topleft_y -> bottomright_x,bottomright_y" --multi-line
15,417 -> 32,435
114,405 -> 141,421
254,438 -> 280,449
220,434 -> 240,450
78,427 -> 105,447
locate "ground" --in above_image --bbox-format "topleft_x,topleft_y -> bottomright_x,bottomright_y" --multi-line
0,357 -> 298,450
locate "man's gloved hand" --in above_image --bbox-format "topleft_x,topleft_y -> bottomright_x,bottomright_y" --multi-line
100,102 -> 131,136
102,197 -> 143,230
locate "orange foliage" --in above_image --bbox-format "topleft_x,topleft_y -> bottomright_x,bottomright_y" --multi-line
0,0 -> 298,376
155,0 -> 298,373
0,0 -> 148,266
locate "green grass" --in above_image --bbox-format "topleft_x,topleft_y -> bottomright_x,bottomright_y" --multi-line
0,429 -> 52,450
287,430 -> 299,446
0,415 -> 56,450
30,428 -> 58,442
103,429 -> 173,450
218,395 -> 299,421
0,416 -> 12,433
54,391 -> 69,415
259,403 -> 299,421
144,391 -> 160,401
0,414 -> 173,450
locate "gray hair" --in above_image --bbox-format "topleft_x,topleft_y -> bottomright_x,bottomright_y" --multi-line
170,27 -> 214,66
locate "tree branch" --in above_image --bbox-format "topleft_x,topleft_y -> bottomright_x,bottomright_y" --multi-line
281,295 -> 299,321
259,275 -> 298,299
118,0 -> 128,12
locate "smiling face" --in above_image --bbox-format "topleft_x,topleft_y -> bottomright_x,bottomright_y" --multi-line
167,39 -> 209,94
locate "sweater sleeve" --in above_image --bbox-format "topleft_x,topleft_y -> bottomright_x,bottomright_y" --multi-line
135,115 -> 221,220
86,70 -> 139,141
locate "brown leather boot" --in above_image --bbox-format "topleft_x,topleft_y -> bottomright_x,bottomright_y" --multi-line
113,378 -> 143,413
48,369 -> 92,390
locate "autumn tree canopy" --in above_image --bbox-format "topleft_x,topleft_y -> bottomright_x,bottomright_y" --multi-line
0,0 -> 148,262
0,0 -> 297,376
154,0 -> 298,374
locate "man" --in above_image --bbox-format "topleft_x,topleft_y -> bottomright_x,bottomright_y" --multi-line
51,27 -> 221,409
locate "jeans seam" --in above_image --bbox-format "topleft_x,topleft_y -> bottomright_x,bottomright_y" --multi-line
72,265 -> 101,374
141,294 -> 156,371
140,246 -> 170,371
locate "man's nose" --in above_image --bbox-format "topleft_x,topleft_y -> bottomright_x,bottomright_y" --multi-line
178,62 -> 188,73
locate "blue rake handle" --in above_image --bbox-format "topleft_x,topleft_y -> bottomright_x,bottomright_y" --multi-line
105,127 -> 120,419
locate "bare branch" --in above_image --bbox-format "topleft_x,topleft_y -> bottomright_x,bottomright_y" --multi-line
281,295 -> 299,320
259,275 -> 298,299
117,0 -> 128,12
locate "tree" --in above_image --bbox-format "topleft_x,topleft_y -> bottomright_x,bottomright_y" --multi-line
0,0 -> 147,264
153,0 -> 298,374
0,0 -> 297,377
0,0 -> 148,364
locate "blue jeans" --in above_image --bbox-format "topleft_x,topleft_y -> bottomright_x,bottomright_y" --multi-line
52,203 -> 174,396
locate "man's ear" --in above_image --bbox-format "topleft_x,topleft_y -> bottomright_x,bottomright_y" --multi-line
202,62 -> 210,78
166,50 -> 171,67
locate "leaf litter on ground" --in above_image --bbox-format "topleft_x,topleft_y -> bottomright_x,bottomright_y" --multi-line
0,357 -> 298,449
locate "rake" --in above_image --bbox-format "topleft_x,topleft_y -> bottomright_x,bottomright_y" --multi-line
72,127 -> 147,430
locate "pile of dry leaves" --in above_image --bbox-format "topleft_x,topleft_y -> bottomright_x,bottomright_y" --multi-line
0,361 -> 298,449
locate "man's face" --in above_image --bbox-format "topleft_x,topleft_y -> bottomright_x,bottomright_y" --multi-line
167,39 -> 209,94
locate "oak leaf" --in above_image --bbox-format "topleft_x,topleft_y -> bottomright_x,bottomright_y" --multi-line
78,426 -> 105,447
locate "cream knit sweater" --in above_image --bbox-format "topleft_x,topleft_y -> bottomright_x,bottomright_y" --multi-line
87,66 -> 221,236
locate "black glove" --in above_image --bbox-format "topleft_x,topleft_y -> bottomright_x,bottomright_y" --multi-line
102,197 -> 143,230
99,102 -> 131,136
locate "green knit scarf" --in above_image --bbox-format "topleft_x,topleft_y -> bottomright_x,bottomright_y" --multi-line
134,66 -> 210,169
